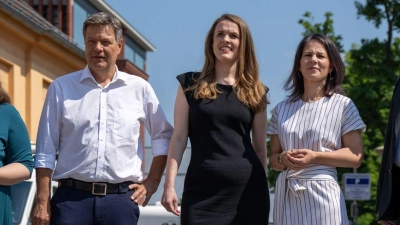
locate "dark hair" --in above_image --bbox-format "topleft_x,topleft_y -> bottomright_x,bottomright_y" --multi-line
83,12 -> 123,42
0,81 -> 11,104
284,33 -> 345,101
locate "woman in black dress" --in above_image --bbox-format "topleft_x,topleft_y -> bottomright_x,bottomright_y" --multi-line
161,14 -> 270,225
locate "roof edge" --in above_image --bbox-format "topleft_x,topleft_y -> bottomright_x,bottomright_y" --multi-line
88,0 -> 156,52
0,0 -> 85,58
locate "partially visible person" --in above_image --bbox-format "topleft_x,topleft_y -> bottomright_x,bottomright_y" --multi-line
376,77 -> 400,225
162,13 -> 270,225
32,12 -> 173,225
267,33 -> 365,225
0,81 -> 34,225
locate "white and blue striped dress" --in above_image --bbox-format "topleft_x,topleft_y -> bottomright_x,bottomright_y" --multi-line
267,94 -> 365,225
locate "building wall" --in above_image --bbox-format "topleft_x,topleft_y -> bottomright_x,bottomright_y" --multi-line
0,9 -> 86,142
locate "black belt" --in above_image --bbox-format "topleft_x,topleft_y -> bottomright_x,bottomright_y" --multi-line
58,178 -> 134,195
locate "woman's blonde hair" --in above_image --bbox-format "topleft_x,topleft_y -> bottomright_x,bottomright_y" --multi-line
187,14 -> 268,113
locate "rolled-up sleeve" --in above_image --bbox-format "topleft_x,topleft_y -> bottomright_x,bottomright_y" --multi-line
143,83 -> 173,156
34,82 -> 61,170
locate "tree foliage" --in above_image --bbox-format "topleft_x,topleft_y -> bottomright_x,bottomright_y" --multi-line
298,11 -> 344,53
345,1 -> 400,224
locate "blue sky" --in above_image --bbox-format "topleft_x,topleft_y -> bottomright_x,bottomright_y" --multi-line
105,0 -> 386,144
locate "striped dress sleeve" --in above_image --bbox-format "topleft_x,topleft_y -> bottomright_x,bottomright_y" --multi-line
342,99 -> 366,135
266,104 -> 279,135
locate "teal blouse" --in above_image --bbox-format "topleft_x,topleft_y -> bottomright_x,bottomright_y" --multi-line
0,103 -> 34,225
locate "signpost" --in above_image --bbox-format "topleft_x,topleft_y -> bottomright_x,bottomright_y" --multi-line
343,173 -> 371,200
343,172 -> 371,225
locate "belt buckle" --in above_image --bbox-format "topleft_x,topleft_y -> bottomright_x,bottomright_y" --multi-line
92,183 -> 107,195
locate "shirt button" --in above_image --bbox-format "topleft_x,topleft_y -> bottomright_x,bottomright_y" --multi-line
100,138 -> 103,141
99,156 -> 102,159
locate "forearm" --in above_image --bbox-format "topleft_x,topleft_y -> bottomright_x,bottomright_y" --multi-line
35,168 -> 53,204
0,163 -> 31,185
252,110 -> 267,171
269,135 -> 287,171
146,155 -> 167,184
161,135 -> 186,215
313,147 -> 363,168
164,162 -> 178,189
163,85 -> 188,189
164,136 -> 187,189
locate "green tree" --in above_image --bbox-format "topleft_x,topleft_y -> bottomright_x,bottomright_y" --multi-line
345,1 -> 400,224
298,11 -> 344,53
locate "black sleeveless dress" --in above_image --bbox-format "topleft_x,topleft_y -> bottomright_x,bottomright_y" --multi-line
177,72 -> 270,225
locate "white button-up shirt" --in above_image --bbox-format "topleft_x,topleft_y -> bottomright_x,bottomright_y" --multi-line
35,66 -> 173,183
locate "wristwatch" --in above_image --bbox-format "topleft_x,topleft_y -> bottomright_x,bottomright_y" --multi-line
278,153 -> 283,164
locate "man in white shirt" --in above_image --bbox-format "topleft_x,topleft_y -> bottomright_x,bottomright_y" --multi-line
32,12 -> 173,225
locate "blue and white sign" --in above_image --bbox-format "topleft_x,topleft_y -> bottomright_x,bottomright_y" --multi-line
343,173 -> 371,200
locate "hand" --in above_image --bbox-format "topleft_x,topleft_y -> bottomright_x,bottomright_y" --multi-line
129,178 -> 159,207
161,187 -> 180,216
284,149 -> 315,170
32,200 -> 51,225
278,150 -> 302,170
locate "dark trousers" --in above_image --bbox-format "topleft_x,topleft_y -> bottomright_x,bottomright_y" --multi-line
50,186 -> 140,225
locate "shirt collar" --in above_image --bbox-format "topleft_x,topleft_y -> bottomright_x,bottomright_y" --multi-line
79,65 -> 129,84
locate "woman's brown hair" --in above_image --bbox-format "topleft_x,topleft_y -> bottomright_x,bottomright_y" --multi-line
284,33 -> 345,101
0,81 -> 11,104
186,14 -> 268,113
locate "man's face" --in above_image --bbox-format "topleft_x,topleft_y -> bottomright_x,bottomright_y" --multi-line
84,25 -> 122,77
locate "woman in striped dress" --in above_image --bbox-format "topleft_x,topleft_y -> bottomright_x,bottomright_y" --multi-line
267,33 -> 365,225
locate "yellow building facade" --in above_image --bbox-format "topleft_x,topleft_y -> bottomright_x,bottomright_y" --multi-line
0,5 -> 86,141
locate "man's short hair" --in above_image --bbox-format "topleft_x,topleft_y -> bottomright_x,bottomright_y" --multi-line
82,12 -> 123,42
